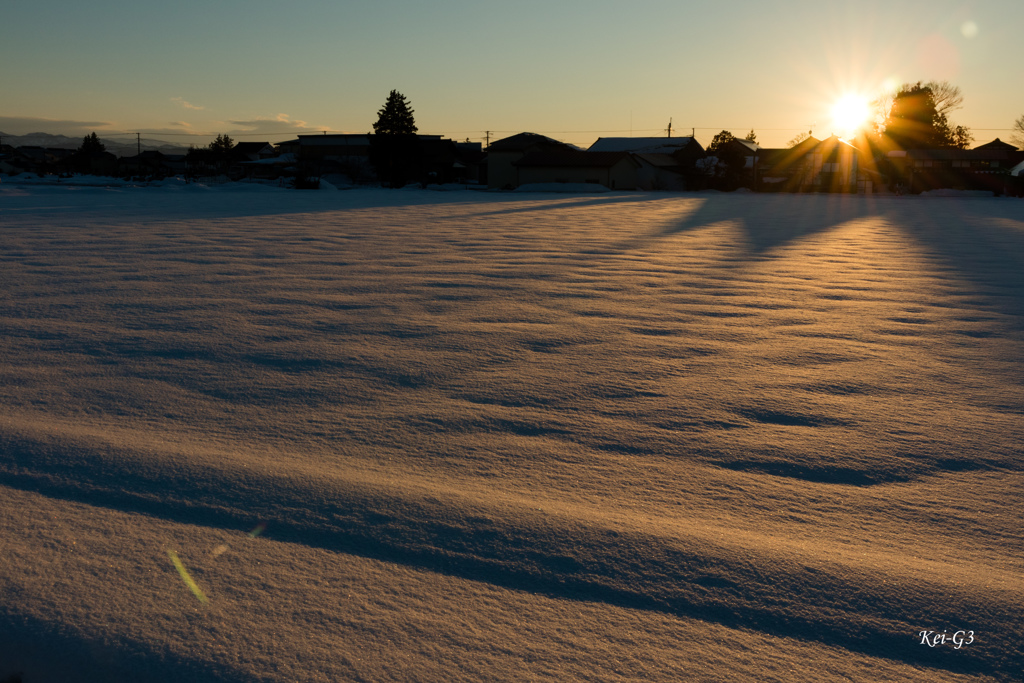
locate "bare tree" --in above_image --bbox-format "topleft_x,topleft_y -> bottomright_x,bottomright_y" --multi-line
871,92 -> 893,134
926,80 -> 964,119
786,131 -> 810,147
1012,114 -> 1024,150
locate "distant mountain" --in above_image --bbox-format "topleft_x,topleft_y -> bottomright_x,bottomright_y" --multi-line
0,131 -> 190,157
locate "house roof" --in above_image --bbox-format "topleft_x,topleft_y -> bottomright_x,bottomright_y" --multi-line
731,139 -> 761,153
298,134 -> 371,146
513,150 -> 636,168
233,142 -> 272,154
588,137 -> 696,153
487,132 -> 572,153
973,138 -> 1018,152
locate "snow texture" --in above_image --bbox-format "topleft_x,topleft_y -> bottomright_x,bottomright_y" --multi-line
0,185 -> 1022,682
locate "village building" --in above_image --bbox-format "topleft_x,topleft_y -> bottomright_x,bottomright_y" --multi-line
486,133 -> 576,189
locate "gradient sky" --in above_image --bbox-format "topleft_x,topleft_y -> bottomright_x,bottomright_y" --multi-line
2,0 -> 1022,149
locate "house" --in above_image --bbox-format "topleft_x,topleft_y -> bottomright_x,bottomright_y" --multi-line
886,138 -> 1024,194
512,150 -> 640,189
237,154 -> 297,181
0,144 -> 20,175
588,136 -> 705,190
454,141 -> 486,184
632,153 -> 689,190
119,150 -> 181,177
588,136 -> 703,159
486,133 -> 575,189
296,134 -> 372,162
699,138 -> 760,190
755,136 -> 819,190
296,133 -> 373,182
231,142 -> 276,162
756,136 -> 862,192
7,146 -> 76,175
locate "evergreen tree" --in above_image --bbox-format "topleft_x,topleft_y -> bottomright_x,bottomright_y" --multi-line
209,134 -> 235,154
78,132 -> 106,156
370,90 -> 420,186
744,130 -> 757,144
72,132 -> 107,174
207,134 -> 235,172
882,82 -> 971,149
372,90 -> 417,136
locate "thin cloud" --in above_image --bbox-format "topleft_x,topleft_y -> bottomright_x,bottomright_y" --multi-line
133,122 -> 210,137
0,115 -> 114,136
226,113 -> 331,134
171,97 -> 205,111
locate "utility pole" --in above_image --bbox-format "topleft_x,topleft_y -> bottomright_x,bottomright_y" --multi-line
136,132 -> 141,158
485,131 -> 490,148
666,118 -> 672,138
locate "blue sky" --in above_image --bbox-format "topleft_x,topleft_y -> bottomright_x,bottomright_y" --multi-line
2,0 -> 1022,148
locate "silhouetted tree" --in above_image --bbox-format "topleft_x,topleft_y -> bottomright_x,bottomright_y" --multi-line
928,80 -> 964,120
185,134 -> 236,177
881,82 -> 971,149
78,132 -> 105,156
372,90 -> 417,135
1012,114 -> 1024,150
704,130 -> 745,190
210,134 -> 235,154
744,130 -> 757,144
71,132 -> 108,173
787,131 -> 811,147
707,130 -> 735,154
948,124 -> 973,150
370,90 -> 420,187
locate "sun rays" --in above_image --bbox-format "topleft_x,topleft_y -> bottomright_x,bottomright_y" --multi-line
830,93 -> 873,140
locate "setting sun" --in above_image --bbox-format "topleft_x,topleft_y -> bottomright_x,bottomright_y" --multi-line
830,94 -> 872,138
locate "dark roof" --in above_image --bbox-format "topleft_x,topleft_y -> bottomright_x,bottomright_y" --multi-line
488,132 -> 572,153
513,150 -> 635,168
588,137 -> 698,153
233,142 -> 272,153
973,138 -> 1018,152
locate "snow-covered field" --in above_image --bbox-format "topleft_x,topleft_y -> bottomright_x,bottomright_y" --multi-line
0,184 -> 1022,682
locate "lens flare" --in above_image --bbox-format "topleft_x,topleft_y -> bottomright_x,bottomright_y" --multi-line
168,550 -> 209,604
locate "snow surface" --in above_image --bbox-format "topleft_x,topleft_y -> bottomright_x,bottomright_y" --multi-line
0,185 -> 1022,682
515,182 -> 610,193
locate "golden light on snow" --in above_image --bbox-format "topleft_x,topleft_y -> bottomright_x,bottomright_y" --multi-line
830,94 -> 872,139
